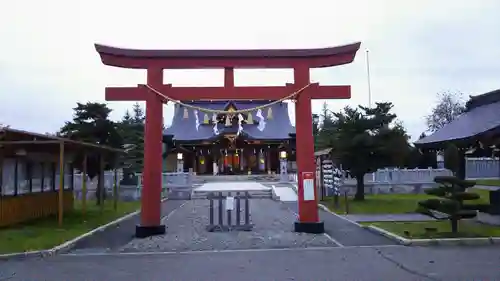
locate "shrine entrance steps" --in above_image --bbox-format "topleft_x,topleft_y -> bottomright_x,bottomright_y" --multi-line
192,174 -> 282,184
191,182 -> 273,199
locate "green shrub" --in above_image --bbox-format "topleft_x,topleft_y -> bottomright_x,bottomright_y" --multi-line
418,175 -> 480,232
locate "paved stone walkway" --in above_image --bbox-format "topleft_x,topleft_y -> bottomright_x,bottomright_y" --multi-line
121,199 -> 336,252
2,245 -> 500,280
343,213 -> 436,222
282,202 -> 395,246
475,185 -> 500,191
70,200 -> 186,254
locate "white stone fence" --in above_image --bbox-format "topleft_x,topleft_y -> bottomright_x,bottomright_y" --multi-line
368,168 -> 453,184
73,172 -> 120,192
72,171 -> 192,200
289,168 -> 453,185
72,172 -> 192,190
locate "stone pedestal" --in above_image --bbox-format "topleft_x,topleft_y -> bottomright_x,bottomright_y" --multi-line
213,162 -> 218,175
177,160 -> 184,173
280,159 -> 288,182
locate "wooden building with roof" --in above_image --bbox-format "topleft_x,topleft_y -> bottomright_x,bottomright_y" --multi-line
0,127 -> 123,227
415,89 -> 500,179
162,100 -> 296,175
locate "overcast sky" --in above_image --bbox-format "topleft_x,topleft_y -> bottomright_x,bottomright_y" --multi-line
1,0 -> 499,141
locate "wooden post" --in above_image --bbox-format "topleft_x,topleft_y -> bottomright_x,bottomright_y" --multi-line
113,167 -> 118,211
266,147 -> 271,174
99,155 -> 105,213
0,152 -> 3,214
58,141 -> 65,227
344,191 -> 349,214
82,153 -> 87,216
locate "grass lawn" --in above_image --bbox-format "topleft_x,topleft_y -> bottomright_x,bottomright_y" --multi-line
475,179 -> 500,186
364,220 -> 500,239
322,188 -> 490,215
0,200 -> 141,254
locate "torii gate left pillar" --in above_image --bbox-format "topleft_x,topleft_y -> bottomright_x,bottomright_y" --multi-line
139,68 -> 165,237
95,42 -> 361,237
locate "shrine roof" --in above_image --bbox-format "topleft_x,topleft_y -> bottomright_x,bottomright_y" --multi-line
94,42 -> 361,69
164,101 -> 295,141
415,89 -> 500,148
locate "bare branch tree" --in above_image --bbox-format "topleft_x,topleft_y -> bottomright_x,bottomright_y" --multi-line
426,91 -> 466,132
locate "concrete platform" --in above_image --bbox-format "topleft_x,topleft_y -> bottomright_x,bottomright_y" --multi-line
272,185 -> 298,202
195,182 -> 271,191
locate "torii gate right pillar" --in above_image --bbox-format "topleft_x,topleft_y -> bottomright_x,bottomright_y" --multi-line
293,66 -> 323,233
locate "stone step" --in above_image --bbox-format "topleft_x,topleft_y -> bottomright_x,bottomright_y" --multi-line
191,189 -> 273,199
193,175 -> 281,183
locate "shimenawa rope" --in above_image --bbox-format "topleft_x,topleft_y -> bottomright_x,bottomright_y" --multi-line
143,83 -> 312,114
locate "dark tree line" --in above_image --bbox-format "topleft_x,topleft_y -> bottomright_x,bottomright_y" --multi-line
58,102 -> 148,203
118,103 -> 146,174
312,90 -> 469,201
314,102 -> 437,201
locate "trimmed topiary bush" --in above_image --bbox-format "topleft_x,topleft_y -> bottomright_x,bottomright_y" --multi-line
418,175 -> 479,233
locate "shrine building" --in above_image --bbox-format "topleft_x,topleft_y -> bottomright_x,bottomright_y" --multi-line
162,100 -> 296,175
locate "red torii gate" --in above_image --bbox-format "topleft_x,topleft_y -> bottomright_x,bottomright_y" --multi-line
95,42 -> 361,237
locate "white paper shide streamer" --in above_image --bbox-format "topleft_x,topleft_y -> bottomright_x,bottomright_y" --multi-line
194,109 -> 200,131
237,113 -> 244,135
256,109 -> 266,131
212,113 -> 219,135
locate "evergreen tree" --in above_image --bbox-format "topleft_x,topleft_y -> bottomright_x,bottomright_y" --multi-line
118,104 -> 145,173
122,110 -> 133,126
59,102 -> 123,204
328,102 -> 410,200
416,132 -> 438,169
419,176 -> 479,233
132,102 -> 145,124
312,113 -> 320,145
316,102 -> 336,149
59,102 -> 123,174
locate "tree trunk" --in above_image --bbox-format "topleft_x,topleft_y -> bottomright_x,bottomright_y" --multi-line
450,217 -> 459,233
354,174 -> 365,201
333,194 -> 340,208
96,168 -> 104,205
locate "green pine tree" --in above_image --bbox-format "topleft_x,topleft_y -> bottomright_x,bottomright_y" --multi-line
118,104 -> 145,173
59,102 -> 123,204
328,102 -> 410,200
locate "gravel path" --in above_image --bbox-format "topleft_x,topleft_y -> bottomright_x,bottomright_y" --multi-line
283,202 -> 395,246
121,199 -> 337,252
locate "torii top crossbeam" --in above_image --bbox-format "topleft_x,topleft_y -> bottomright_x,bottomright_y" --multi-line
95,42 -> 361,101
95,42 -> 361,69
